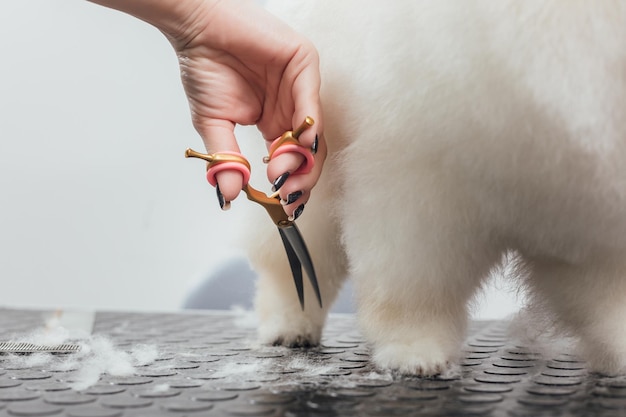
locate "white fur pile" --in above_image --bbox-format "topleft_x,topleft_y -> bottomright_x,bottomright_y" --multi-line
5,322 -> 158,391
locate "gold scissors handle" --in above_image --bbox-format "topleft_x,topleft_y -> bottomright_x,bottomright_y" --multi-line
241,184 -> 291,226
183,150 -> 290,226
263,116 -> 314,163
184,117 -> 315,225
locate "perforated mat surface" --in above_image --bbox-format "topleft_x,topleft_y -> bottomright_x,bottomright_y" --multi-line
0,308 -> 623,416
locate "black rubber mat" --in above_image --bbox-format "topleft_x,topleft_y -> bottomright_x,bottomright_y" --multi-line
0,308 -> 623,416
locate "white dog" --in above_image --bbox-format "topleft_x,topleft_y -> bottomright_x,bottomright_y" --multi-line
247,0 -> 626,376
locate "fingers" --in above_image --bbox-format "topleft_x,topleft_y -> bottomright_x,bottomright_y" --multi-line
193,113 -> 326,220
195,118 -> 245,205
276,43 -> 324,219
267,133 -> 327,218
291,44 -> 322,150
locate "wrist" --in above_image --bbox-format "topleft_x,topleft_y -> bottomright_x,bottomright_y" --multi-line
88,0 -> 218,45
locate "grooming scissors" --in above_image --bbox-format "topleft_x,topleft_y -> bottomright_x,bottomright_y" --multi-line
185,117 -> 322,310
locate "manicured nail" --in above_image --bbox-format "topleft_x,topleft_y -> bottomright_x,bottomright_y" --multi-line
282,190 -> 303,206
216,184 -> 230,211
271,172 -> 290,192
311,134 -> 318,155
289,204 -> 305,221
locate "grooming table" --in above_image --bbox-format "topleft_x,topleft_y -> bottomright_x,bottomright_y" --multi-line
0,308 -> 622,416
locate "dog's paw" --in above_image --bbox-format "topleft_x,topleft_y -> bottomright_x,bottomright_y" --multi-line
270,333 -> 318,349
258,316 -> 322,349
372,342 -> 454,376
580,343 -> 626,377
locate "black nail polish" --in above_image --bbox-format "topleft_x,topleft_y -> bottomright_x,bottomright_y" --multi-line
216,184 -> 229,211
271,172 -> 290,192
311,134 -> 319,155
291,204 -> 305,221
285,190 -> 303,205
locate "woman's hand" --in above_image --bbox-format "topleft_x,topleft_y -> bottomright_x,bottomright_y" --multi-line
90,0 -> 326,216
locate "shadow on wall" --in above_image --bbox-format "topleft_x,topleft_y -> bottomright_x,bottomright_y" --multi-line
182,257 -> 355,314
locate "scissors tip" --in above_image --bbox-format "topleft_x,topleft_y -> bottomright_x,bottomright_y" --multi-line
312,282 -> 323,309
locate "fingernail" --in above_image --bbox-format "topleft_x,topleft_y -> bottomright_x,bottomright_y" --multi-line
216,184 -> 230,211
282,190 -> 303,205
311,134 -> 319,155
271,172 -> 290,192
289,204 -> 305,221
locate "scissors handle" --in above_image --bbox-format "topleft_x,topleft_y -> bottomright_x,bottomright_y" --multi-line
242,184 -> 290,226
263,117 -> 315,175
184,149 -> 251,187
185,116 -> 315,221
185,148 -> 289,224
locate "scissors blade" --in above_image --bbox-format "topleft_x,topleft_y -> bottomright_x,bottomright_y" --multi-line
278,229 -> 305,310
278,224 -> 323,309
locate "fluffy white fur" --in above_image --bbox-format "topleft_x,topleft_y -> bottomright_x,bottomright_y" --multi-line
248,0 -> 626,376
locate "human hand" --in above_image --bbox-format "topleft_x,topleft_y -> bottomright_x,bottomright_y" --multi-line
172,0 -> 325,217
90,0 -> 325,218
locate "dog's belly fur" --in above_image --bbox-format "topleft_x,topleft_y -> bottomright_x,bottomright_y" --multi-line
248,0 -> 626,375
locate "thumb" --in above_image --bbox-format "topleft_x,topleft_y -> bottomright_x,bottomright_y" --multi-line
196,119 -> 245,203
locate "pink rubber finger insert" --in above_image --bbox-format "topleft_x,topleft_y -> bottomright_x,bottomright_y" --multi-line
269,143 -> 314,175
206,159 -> 251,187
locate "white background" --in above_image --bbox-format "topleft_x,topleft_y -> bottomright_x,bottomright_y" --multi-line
0,0 -> 523,318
